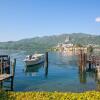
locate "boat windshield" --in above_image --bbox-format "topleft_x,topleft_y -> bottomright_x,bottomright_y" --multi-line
26,55 -> 32,60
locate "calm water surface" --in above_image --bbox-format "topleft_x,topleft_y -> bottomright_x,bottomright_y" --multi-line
1,50 -> 100,92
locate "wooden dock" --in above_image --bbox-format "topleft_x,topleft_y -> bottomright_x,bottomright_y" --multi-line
0,55 -> 16,91
0,74 -> 12,81
78,50 -> 100,72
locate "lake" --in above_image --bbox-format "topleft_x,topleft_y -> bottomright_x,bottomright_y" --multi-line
0,50 -> 100,92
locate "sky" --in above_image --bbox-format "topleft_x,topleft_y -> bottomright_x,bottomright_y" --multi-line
0,0 -> 100,42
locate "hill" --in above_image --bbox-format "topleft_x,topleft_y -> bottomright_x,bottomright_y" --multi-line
0,33 -> 100,53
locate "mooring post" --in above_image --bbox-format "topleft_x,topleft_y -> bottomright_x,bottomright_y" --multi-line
89,60 -> 91,70
79,70 -> 86,83
78,50 -> 82,69
12,58 -> 16,77
80,50 -> 84,71
45,63 -> 48,78
11,76 -> 14,91
0,58 -> 3,88
11,58 -> 16,90
45,52 -> 48,77
6,56 -> 10,74
45,52 -> 48,66
83,53 -> 85,63
83,53 -> 87,67
14,58 -> 16,65
1,58 -> 3,74
8,56 -> 10,65
80,50 -> 87,72
85,53 -> 87,63
80,50 -> 83,63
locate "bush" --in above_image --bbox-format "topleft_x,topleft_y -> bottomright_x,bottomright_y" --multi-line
0,91 -> 100,100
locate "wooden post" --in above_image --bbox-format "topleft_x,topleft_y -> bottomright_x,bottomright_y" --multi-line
14,58 -> 16,65
45,64 -> 48,78
12,58 -> 16,77
79,50 -> 86,72
89,60 -> 91,70
85,53 -> 87,63
80,50 -> 83,63
45,52 -> 48,66
11,58 -> 16,90
1,58 -> 3,74
0,81 -> 3,88
6,56 -> 10,74
79,70 -> 86,83
83,53 -> 85,63
8,56 -> 10,65
11,76 -> 14,91
80,50 -> 83,71
83,53 -> 87,67
0,58 -> 3,88
45,52 -> 48,77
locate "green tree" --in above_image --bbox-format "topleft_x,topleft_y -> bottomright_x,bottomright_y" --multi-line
87,45 -> 93,54
75,43 -> 83,47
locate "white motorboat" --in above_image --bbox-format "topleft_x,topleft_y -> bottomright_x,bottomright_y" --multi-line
23,53 -> 45,66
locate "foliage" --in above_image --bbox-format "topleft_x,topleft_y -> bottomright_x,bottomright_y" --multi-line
87,45 -> 94,54
75,43 -> 83,47
0,33 -> 100,53
0,91 -> 100,100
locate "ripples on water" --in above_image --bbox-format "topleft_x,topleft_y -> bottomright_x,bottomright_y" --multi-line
0,50 -> 100,92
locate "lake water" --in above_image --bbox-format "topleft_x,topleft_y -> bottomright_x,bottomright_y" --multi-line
1,50 -> 100,92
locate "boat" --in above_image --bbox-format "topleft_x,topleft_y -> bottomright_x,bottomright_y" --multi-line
23,53 -> 45,66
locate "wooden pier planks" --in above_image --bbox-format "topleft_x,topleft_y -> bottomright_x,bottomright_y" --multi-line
0,55 -> 16,90
0,74 -> 12,81
0,55 -> 10,74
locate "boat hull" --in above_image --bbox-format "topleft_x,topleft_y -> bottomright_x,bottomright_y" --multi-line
24,53 -> 45,66
24,59 -> 44,66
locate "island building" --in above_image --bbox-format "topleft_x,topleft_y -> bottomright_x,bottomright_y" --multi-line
56,36 -> 87,55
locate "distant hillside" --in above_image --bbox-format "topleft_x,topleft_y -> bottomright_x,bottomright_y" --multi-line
0,33 -> 100,53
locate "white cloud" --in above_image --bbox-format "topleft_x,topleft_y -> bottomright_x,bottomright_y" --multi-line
96,17 -> 100,22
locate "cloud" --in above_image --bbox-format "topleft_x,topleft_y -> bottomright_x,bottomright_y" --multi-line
96,17 -> 100,22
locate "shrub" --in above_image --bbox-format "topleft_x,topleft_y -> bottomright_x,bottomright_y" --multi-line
0,91 -> 100,100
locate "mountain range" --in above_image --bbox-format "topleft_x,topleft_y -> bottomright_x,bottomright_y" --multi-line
0,33 -> 100,53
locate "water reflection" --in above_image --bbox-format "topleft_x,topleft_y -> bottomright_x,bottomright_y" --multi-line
44,62 -> 48,78
78,61 -> 100,91
2,50 -> 100,92
24,64 -> 42,76
23,63 -> 48,77
96,72 -> 100,82
79,70 -> 87,84
96,72 -> 100,91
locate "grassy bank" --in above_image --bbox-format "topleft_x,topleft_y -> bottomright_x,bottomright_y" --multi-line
0,91 -> 100,100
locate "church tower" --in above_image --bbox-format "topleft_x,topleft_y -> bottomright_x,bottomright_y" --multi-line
65,36 -> 70,43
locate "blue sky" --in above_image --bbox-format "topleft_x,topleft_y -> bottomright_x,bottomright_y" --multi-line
0,0 -> 100,42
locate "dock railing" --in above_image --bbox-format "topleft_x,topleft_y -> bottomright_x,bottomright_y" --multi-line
0,55 -> 16,91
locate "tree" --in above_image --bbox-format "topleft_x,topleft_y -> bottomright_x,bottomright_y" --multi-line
87,45 -> 93,54
75,43 -> 83,47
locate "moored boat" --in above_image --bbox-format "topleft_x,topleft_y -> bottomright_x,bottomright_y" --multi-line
23,53 -> 45,66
